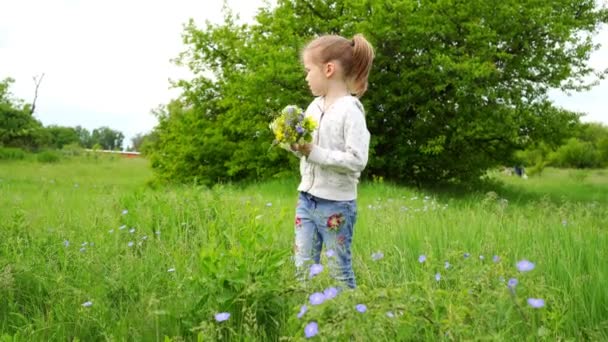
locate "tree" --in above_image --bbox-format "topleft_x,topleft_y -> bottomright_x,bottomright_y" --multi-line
0,77 -> 47,149
149,0 -> 607,185
91,126 -> 124,150
44,125 -> 80,149
74,126 -> 93,148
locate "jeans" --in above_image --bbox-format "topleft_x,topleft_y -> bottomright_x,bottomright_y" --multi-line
294,191 -> 357,288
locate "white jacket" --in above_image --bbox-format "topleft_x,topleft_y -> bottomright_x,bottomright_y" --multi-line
296,95 -> 370,201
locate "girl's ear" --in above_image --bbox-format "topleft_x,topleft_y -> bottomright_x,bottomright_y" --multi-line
324,62 -> 335,78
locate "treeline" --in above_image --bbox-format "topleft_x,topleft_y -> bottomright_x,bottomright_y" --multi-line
516,122 -> 608,174
145,0 -> 608,186
1,77 -> 133,152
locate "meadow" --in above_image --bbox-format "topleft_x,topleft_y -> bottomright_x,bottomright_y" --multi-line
0,155 -> 606,341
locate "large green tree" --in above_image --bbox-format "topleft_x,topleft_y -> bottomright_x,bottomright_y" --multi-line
0,78 -> 47,149
148,0 -> 607,185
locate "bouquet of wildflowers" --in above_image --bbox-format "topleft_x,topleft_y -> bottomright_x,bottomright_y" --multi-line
269,105 -> 317,150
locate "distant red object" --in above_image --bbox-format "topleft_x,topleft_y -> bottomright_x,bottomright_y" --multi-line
85,149 -> 142,158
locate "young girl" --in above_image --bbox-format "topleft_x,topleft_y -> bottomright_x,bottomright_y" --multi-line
291,34 -> 374,288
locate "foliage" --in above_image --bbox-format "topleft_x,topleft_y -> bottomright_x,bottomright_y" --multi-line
147,0 -> 607,185
36,150 -> 61,163
0,147 -> 26,161
0,78 -> 47,149
44,125 -> 80,149
549,137 -> 602,168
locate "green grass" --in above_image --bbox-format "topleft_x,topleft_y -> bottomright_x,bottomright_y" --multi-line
1,158 -> 606,340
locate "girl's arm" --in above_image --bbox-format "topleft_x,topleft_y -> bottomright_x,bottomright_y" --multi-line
306,108 -> 369,173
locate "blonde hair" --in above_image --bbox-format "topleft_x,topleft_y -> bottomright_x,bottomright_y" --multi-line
304,34 -> 375,97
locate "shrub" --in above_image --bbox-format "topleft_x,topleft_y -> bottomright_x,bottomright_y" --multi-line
0,147 -> 26,161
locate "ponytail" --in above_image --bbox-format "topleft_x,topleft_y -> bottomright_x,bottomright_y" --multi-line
350,34 -> 375,97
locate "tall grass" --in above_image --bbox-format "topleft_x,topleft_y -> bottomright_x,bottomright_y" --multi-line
0,158 -> 606,340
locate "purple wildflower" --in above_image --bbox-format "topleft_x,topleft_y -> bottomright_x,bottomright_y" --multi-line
297,305 -> 308,319
527,298 -> 545,308
355,304 -> 367,313
435,273 -> 441,281
372,251 -> 384,261
507,278 -> 518,289
215,312 -> 230,322
444,261 -> 451,269
418,255 -> 427,263
309,264 -> 324,277
516,260 -> 535,272
323,287 -> 338,300
296,125 -> 304,134
493,255 -> 500,263
304,322 -> 318,338
309,292 -> 325,305
325,249 -> 335,258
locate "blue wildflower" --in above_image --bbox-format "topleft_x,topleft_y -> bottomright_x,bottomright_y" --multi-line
309,264 -> 323,277
435,273 -> 441,281
309,292 -> 325,305
215,312 -> 230,322
355,304 -> 367,313
463,253 -> 470,258
323,287 -> 338,300
325,249 -> 335,258
297,305 -> 308,319
516,260 -> 535,272
508,278 -> 518,289
493,255 -> 500,263
372,251 -> 384,261
304,322 -> 318,338
527,298 -> 545,308
444,261 -> 451,269
418,255 -> 427,263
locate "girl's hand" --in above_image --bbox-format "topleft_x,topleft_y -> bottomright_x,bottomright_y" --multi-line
291,143 -> 313,156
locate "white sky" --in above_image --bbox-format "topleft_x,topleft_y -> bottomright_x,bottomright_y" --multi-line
0,1 -> 607,149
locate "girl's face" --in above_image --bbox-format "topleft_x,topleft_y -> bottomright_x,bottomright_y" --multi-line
303,51 -> 328,96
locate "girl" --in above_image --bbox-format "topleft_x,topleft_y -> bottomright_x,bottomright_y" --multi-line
291,34 -> 374,288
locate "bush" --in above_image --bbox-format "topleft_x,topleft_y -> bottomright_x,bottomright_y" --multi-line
61,143 -> 84,157
36,150 -> 61,163
0,147 -> 26,161
549,138 -> 601,168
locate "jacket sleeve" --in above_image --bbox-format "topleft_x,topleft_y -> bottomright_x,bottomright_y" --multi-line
306,106 -> 370,173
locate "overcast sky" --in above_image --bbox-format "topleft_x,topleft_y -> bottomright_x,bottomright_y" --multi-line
1,1 -> 607,149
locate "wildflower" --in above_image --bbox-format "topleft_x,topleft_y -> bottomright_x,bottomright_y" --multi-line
309,292 -> 325,306
155,230 -> 161,235
444,261 -> 451,269
309,264 -> 323,277
418,255 -> 427,263
527,298 -> 545,308
372,251 -> 384,261
119,225 -> 127,230
355,304 -> 367,313
141,235 -> 148,241
516,260 -> 535,272
63,240 -> 70,247
122,209 -> 128,215
129,228 -> 135,234
508,278 -> 518,289
79,247 -> 86,253
493,255 -> 500,263
435,273 -> 441,281
323,287 -> 338,300
266,202 -> 273,207
297,305 -> 307,319
304,322 -> 319,338
82,301 -> 93,307
127,241 -> 134,247
167,268 -> 176,273
463,253 -> 470,258
479,255 -> 485,260
215,312 -> 230,322
81,242 -> 88,247
325,249 -> 335,258
386,311 -> 395,318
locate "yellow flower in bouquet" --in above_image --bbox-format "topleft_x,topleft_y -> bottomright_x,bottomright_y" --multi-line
269,105 -> 317,150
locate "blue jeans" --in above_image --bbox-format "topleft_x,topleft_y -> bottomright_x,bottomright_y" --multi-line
294,191 -> 357,288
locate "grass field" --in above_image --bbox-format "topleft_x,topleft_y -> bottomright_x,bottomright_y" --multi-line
1,156 -> 606,340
